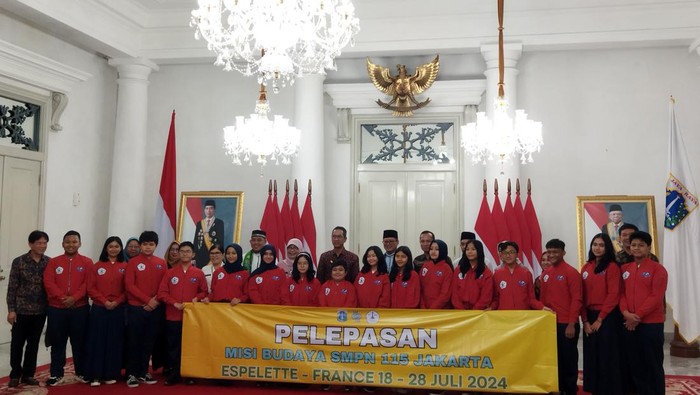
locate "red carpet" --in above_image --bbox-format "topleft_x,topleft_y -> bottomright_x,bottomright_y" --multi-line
2,362 -> 700,394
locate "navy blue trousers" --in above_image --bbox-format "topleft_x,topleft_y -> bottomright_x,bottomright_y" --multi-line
47,305 -> 89,377
556,322 -> 580,395
126,304 -> 162,378
624,323 -> 665,395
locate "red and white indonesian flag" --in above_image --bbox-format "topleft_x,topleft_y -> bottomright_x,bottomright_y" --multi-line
154,111 -> 177,258
664,104 -> 700,343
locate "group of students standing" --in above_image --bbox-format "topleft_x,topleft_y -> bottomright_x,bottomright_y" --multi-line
6,223 -> 667,394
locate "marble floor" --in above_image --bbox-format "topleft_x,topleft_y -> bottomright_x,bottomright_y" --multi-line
0,333 -> 698,379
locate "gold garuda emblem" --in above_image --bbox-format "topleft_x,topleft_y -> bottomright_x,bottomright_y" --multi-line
367,55 -> 439,117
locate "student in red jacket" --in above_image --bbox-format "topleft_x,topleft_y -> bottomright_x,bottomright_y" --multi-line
43,230 -> 93,386
158,241 -> 207,385
620,231 -> 667,395
124,231 -> 167,388
452,239 -> 494,310
419,239 -> 453,309
491,241 -> 546,311
248,245 -> 289,305
318,259 -> 357,307
389,246 -> 420,308
86,236 -> 128,387
540,239 -> 582,395
355,246 -> 391,308
287,253 -> 320,306
206,243 -> 249,305
580,233 -> 622,395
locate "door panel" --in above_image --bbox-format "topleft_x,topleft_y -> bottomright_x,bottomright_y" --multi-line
0,156 -> 42,343
357,171 -> 457,260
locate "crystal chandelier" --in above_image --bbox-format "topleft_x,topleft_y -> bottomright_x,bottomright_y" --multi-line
191,0 -> 360,93
461,0 -> 543,165
223,84 -> 301,166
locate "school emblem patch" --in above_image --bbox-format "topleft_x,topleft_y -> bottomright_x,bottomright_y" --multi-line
358,277 -> 365,285
582,271 -> 589,280
171,277 -> 179,285
217,272 -> 225,280
97,268 -> 107,276
622,271 -> 630,280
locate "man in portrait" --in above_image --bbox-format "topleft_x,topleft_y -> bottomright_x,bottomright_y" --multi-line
193,200 -> 224,268
601,204 -> 625,253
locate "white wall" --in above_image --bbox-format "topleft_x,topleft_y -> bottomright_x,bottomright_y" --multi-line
517,46 -> 700,264
0,12 -> 117,259
146,64 -> 295,248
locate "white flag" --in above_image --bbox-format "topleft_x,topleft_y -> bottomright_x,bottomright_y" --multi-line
664,103 -> 700,342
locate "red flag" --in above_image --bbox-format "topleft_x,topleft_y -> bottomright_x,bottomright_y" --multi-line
301,183 -> 317,266
514,185 -> 533,271
524,180 -> 543,277
154,111 -> 177,258
274,184 -> 286,258
290,180 -> 303,241
503,188 -> 524,265
260,182 -> 279,252
279,182 -> 294,259
474,182 -> 499,269
491,186 -> 510,242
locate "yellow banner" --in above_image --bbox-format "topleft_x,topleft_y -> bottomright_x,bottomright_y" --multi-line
182,303 -> 558,393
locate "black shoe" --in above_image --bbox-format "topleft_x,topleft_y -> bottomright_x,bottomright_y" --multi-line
21,377 -> 40,386
8,379 -> 19,388
46,376 -> 64,386
164,375 -> 181,386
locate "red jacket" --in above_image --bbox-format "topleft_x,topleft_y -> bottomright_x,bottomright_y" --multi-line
390,271 -> 420,309
248,268 -> 289,305
318,280 -> 357,308
354,271 -> 390,308
287,277 -> 320,307
88,260 -> 127,306
620,258 -> 667,323
540,261 -> 583,324
158,264 -> 208,321
491,264 -> 543,310
209,267 -> 249,303
43,254 -> 93,308
125,254 -> 167,306
580,260 -> 621,322
452,266 -> 494,310
419,260 -> 453,309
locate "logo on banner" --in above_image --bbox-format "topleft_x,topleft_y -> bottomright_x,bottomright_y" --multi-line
337,310 -> 347,322
366,311 -> 380,324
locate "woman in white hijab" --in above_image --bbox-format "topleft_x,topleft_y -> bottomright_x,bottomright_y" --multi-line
279,238 -> 303,276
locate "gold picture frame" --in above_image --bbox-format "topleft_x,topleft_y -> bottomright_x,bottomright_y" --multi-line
176,191 -> 244,266
575,195 -> 658,267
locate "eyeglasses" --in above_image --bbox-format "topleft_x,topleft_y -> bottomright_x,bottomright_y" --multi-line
499,250 -> 517,256
210,251 -> 222,255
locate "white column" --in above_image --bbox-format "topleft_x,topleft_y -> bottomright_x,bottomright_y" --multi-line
107,58 -> 159,238
481,43 -> 522,202
293,73 -> 326,253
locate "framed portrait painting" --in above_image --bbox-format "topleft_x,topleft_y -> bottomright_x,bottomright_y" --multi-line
575,195 -> 658,267
176,191 -> 244,267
